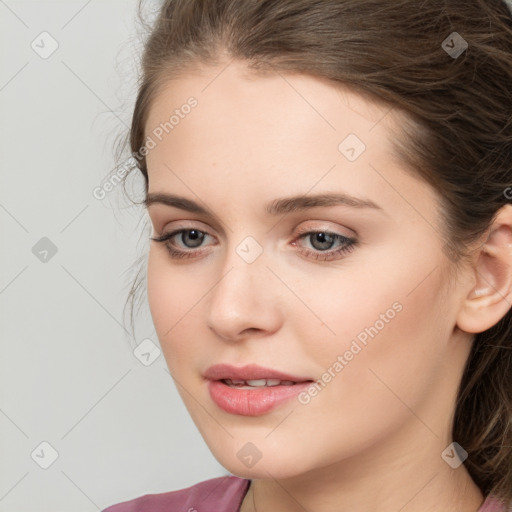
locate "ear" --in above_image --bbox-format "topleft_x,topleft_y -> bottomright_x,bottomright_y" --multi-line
456,204 -> 512,334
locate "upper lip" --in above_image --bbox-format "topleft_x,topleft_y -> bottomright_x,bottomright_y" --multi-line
204,364 -> 313,382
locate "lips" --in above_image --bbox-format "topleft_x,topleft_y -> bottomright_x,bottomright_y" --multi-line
203,363 -> 312,383
204,364 -> 314,416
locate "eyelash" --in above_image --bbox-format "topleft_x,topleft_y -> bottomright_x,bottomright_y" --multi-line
150,226 -> 357,262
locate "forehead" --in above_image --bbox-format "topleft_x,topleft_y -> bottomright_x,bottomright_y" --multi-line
145,59 -> 397,146
145,61 -> 402,174
142,59 -> 440,227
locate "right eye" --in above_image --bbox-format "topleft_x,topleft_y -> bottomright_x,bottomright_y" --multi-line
150,228 -> 215,259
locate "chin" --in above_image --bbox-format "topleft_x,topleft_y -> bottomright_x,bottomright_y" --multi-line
209,444 -> 314,480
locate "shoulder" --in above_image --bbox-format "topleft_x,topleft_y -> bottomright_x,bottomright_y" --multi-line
102,475 -> 251,512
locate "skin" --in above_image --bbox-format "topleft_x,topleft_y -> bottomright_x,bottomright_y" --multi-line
143,58 -> 512,512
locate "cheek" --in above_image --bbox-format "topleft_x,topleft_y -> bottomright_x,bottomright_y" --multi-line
295,248 -> 449,426
147,251 -> 172,332
295,234 -> 448,364
147,252 -> 189,348
146,250 -> 211,371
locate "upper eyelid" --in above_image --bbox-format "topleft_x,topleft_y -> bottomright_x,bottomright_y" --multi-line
157,216 -> 354,234
160,224 -> 350,236
148,208 -> 229,238
155,220 -> 215,239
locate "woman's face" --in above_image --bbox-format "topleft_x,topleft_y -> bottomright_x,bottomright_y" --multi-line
144,60 -> 472,478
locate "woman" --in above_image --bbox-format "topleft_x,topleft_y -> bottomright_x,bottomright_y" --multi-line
103,0 -> 512,510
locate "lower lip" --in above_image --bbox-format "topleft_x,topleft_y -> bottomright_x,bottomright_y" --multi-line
207,380 -> 313,416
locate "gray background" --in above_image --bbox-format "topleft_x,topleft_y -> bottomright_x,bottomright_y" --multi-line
0,1 -> 226,511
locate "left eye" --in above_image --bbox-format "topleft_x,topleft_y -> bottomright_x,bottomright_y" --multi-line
301,231 -> 342,251
293,230 -> 357,260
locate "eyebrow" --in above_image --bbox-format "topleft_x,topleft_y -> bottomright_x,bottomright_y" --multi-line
145,192 -> 382,218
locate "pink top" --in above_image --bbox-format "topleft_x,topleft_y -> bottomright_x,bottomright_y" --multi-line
102,475 -> 507,512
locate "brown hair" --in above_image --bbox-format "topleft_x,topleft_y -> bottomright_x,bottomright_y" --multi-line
116,0 -> 512,505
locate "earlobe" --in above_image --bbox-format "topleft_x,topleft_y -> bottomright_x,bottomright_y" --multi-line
456,204 -> 512,334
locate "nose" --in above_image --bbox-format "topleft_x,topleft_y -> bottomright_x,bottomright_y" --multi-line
205,247 -> 283,342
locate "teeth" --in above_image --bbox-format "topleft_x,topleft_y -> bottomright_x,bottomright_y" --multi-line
224,378 -> 296,387
246,379 -> 268,387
